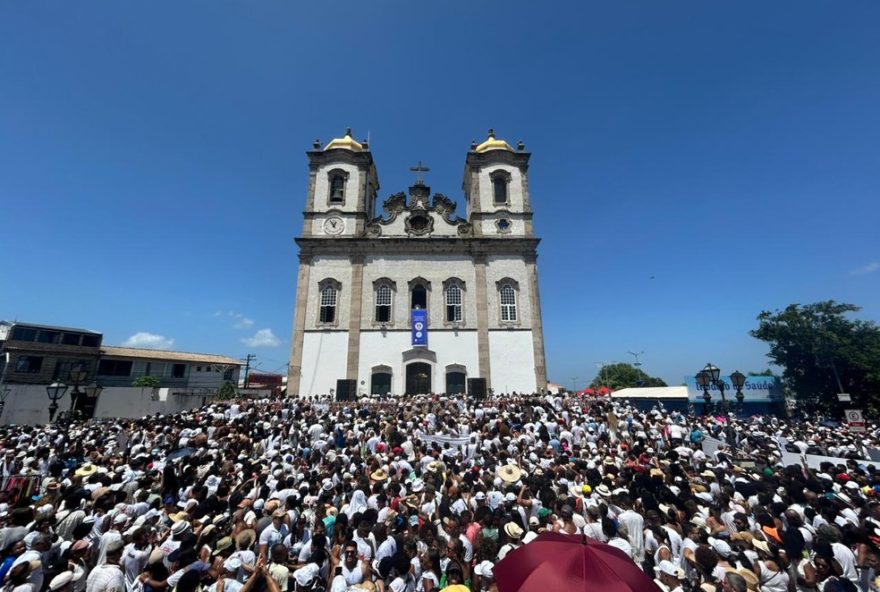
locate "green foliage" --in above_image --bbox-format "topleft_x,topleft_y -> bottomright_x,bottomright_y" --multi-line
217,381 -> 237,400
132,376 -> 161,388
750,300 -> 880,413
590,363 -> 667,390
747,369 -> 778,377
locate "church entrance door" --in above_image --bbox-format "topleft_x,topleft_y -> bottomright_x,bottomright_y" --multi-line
406,363 -> 431,394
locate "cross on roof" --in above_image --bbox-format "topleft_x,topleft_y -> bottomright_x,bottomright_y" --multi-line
409,161 -> 430,185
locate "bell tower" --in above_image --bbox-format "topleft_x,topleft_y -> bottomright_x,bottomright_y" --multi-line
462,129 -> 533,237
302,129 -> 379,238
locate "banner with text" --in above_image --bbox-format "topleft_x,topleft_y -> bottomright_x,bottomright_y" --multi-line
411,309 -> 428,347
685,375 -> 782,403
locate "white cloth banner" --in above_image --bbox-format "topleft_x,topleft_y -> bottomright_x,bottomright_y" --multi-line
778,448 -> 880,470
418,433 -> 471,448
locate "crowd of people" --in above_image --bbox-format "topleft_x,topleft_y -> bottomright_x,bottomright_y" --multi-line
0,393 -> 878,592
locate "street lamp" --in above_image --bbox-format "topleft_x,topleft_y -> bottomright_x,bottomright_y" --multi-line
82,383 -> 103,419
695,370 -> 712,414
45,382 -> 68,423
68,368 -> 88,416
703,362 -> 730,413
730,370 -> 746,411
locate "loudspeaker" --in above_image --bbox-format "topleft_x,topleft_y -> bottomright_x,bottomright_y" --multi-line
467,378 -> 487,400
335,379 -> 357,402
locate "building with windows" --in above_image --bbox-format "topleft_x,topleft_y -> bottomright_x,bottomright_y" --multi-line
0,321 -> 241,392
96,346 -> 240,389
0,321 -> 102,385
287,129 -> 547,397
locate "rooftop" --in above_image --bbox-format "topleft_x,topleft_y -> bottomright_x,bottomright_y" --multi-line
0,320 -> 102,335
100,345 -> 241,366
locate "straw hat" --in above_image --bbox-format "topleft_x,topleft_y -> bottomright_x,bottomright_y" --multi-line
75,464 -> 98,478
370,469 -> 388,482
497,464 -> 522,484
751,539 -> 771,555
504,522 -> 524,539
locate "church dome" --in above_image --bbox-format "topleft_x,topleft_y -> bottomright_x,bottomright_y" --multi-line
473,129 -> 514,153
324,128 -> 364,152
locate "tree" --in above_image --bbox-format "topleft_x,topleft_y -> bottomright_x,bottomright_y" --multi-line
747,369 -> 778,377
750,301 -> 880,413
132,376 -> 161,388
590,363 -> 667,391
217,380 -> 237,400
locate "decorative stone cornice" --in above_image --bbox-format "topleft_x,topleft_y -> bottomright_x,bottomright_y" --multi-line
295,236 -> 540,258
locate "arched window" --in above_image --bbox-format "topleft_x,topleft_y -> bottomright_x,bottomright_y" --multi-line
375,284 -> 392,323
318,279 -> 341,324
446,284 -> 462,323
328,170 -> 347,204
499,283 -> 517,322
491,171 -> 510,205
442,277 -> 466,325
411,284 -> 427,310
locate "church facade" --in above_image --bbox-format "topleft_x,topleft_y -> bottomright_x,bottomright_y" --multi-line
287,129 -> 547,398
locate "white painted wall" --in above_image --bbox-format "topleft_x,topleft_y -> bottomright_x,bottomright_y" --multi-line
488,330 -> 537,394
299,331 -> 348,396
0,385 -> 216,425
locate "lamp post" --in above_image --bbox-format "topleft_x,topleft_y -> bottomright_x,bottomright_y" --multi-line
68,368 -> 88,417
730,370 -> 746,412
83,383 -> 103,420
695,370 -> 712,415
46,382 -> 68,423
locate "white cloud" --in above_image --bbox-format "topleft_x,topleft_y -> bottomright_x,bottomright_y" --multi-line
233,317 -> 254,329
123,332 -> 175,349
851,261 -> 880,275
221,311 -> 256,329
241,329 -> 281,348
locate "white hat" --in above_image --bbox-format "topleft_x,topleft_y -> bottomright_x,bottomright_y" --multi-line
48,571 -> 82,591
223,557 -> 242,572
293,564 -> 319,587
707,537 -> 732,558
656,560 -> 684,579
474,560 -> 495,578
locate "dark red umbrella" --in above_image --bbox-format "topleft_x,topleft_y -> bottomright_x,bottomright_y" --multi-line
493,532 -> 661,592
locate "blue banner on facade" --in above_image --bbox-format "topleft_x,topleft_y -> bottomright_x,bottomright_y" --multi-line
411,309 -> 428,347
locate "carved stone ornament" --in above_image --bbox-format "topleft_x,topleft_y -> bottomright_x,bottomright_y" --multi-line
368,187 -> 470,237
405,212 -> 434,236
382,192 -> 407,215
432,193 -> 456,215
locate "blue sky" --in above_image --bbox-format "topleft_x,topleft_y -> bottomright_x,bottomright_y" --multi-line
1,2 -> 878,386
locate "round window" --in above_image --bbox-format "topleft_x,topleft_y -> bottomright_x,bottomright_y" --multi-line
410,215 -> 429,231
497,218 -> 511,232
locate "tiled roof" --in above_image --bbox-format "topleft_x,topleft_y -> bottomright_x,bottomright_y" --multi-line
100,346 -> 241,366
